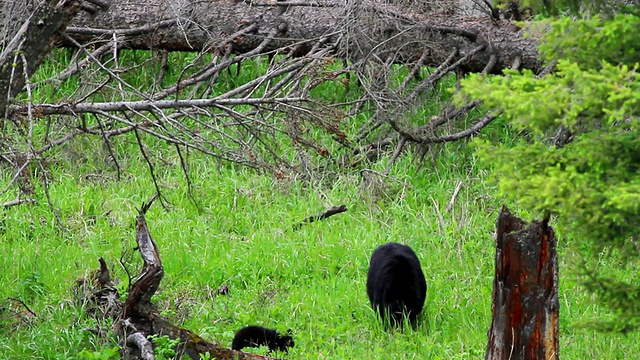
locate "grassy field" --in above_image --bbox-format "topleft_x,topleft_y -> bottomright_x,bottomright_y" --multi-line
1,144 -> 638,359
1,51 -> 638,359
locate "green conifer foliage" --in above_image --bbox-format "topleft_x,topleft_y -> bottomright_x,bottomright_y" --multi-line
459,12 -> 640,331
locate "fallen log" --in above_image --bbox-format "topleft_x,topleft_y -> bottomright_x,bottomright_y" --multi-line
1,0 -> 544,74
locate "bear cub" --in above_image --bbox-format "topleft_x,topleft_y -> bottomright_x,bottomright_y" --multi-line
366,242 -> 427,327
231,325 -> 294,353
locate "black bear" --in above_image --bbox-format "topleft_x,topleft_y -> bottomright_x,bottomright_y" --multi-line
231,325 -> 294,353
366,242 -> 427,327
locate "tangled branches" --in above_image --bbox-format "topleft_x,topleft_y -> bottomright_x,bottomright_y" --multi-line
0,0 -> 540,210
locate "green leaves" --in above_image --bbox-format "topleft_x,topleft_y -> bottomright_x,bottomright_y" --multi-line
461,61 -> 640,136
463,11 -> 640,331
540,14 -> 640,67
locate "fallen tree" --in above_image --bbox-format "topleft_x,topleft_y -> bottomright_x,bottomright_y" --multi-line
58,0 -> 542,73
0,0 -> 546,206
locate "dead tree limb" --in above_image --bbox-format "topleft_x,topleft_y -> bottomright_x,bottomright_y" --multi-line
0,197 -> 35,207
293,204 -> 348,230
13,97 -> 309,116
122,195 -> 164,319
485,205 -> 559,360
0,297 -> 38,331
76,195 -> 281,359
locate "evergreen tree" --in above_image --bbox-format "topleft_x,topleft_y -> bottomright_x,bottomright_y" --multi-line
460,10 -> 640,331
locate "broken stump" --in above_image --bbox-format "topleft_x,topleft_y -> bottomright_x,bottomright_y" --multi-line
485,205 -> 559,360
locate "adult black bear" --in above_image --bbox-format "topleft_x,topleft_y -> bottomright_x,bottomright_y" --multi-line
366,242 -> 427,327
231,325 -> 294,353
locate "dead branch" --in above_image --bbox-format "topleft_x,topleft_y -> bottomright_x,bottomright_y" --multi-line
11,97 -> 310,116
5,297 -> 38,318
0,297 -> 38,331
39,162 -> 67,232
0,198 -> 35,208
35,41 -> 114,87
293,204 -> 348,230
65,18 -> 177,37
388,111 -> 500,145
445,180 -> 464,213
126,333 -> 155,360
74,196 -> 283,359
123,194 -> 163,318
133,123 -> 170,210
242,0 -> 338,8
382,137 -> 407,176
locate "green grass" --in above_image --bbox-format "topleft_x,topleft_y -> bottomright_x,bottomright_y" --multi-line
1,142 -> 638,359
1,50 -> 639,359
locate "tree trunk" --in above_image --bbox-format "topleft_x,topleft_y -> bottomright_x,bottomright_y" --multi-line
485,205 -> 559,360
2,0 -> 543,74
0,0 -> 82,115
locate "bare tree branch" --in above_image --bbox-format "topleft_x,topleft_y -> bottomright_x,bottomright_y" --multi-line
12,97 -> 309,116
126,333 -> 155,360
0,0 -> 528,211
293,204 -> 348,230
1,197 -> 35,207
388,111 -> 500,145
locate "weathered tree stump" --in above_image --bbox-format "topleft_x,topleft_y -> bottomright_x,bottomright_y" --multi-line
485,205 -> 559,360
77,195 -> 281,360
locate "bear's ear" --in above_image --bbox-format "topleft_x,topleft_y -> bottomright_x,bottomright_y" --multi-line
285,328 -> 293,336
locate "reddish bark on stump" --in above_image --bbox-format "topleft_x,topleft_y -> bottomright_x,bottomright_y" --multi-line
485,205 -> 559,360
